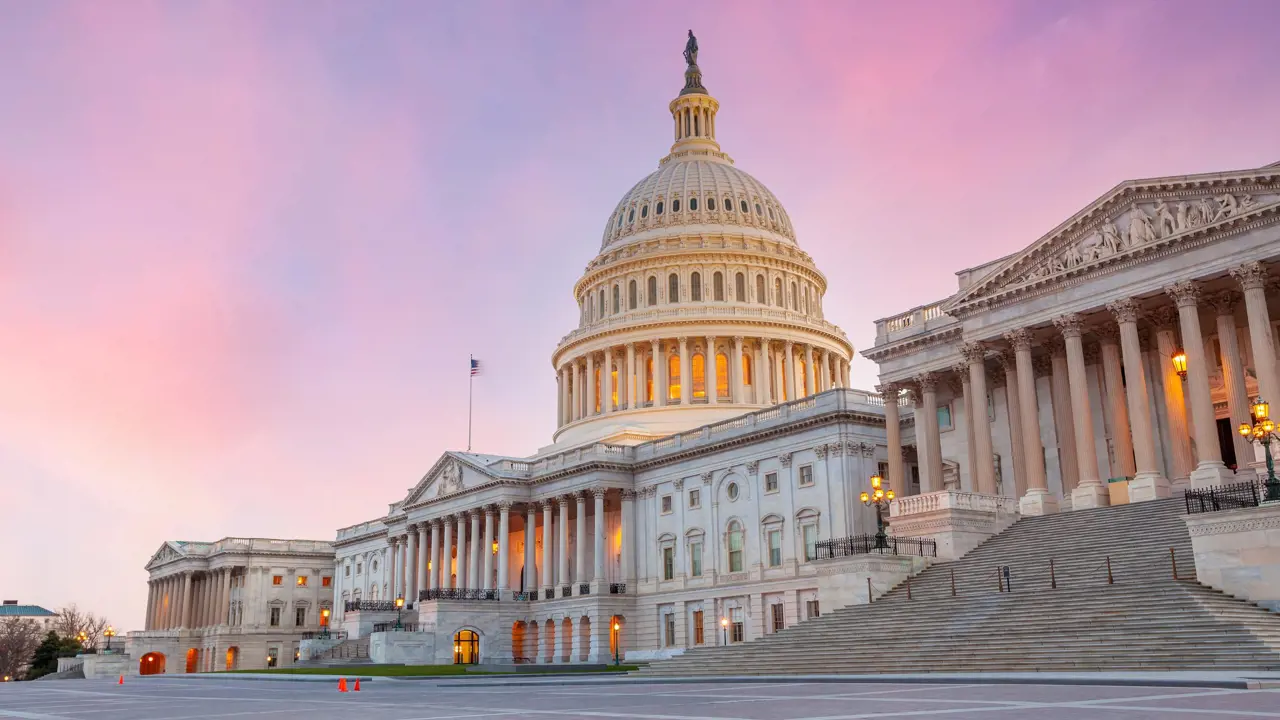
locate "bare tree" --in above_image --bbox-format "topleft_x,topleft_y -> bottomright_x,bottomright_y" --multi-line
0,617 -> 43,680
53,605 -> 110,650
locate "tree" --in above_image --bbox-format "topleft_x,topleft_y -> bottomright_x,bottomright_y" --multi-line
53,605 -> 110,650
24,631 -> 81,680
0,618 -> 42,681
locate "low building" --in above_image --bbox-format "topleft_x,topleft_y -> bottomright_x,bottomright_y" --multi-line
0,601 -> 57,628
127,538 -> 335,673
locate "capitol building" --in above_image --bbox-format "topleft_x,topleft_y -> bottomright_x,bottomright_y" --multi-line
127,36 -> 1280,672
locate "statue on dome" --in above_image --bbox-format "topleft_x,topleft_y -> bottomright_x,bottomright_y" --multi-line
684,30 -> 699,68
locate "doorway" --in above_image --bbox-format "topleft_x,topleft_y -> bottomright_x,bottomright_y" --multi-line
453,629 -> 479,664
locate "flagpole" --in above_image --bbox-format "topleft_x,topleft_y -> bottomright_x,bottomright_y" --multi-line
467,354 -> 474,452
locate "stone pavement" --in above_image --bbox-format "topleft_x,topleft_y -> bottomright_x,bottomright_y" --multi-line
3,676 -> 1280,719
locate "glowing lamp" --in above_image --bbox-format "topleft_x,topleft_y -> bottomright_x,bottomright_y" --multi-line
873,488 -> 884,500
720,617 -> 728,628
395,597 -> 404,609
1254,397 -> 1270,422
870,474 -> 882,490
887,490 -> 896,500
859,491 -> 870,503
321,608 -> 330,619
1240,423 -> 1253,437
1171,351 -> 1188,379
614,622 -> 621,631
492,541 -> 499,554
1266,420 -> 1277,434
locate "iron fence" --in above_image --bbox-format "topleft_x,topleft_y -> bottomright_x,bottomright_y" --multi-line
609,582 -> 627,594
343,600 -> 399,613
813,534 -> 938,559
372,622 -> 421,633
1184,478 -> 1269,514
418,588 -> 499,602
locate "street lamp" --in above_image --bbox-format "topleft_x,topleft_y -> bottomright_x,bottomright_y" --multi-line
103,626 -> 116,654
394,596 -> 405,630
76,631 -> 88,650
319,608 -> 331,640
859,473 -> 896,551
1239,397 -> 1280,502
612,621 -> 621,666
1171,350 -> 1188,380
720,616 -> 729,646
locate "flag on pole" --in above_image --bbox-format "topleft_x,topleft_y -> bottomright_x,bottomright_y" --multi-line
470,358 -> 482,376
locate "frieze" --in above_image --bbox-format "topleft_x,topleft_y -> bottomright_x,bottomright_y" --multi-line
1187,514 -> 1280,536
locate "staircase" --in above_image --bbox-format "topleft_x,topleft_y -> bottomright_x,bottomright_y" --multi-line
637,499 -> 1280,675
299,638 -> 372,666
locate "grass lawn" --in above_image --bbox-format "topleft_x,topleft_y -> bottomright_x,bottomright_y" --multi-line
220,664 -> 639,677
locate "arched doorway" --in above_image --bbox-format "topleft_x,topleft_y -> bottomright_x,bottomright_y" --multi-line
225,646 -> 239,671
511,622 -> 526,663
185,648 -> 199,674
139,652 -> 166,675
609,615 -> 626,663
453,630 -> 479,665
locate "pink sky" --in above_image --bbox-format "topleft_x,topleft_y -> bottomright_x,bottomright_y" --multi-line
2,0 -> 1278,630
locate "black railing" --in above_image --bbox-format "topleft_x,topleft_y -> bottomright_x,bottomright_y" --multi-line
344,600 -> 399,613
813,534 -> 938,559
579,583 -> 590,595
1185,478 -> 1272,514
300,630 -> 347,641
543,589 -> 554,600
609,582 -> 627,594
561,585 -> 572,598
511,591 -> 535,601
372,622 -> 420,633
419,588 -> 499,602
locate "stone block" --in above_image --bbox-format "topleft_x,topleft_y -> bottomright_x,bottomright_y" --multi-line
889,490 -> 1019,561
1185,503 -> 1280,612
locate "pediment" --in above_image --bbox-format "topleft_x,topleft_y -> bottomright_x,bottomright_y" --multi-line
403,453 -> 493,507
144,541 -> 185,571
946,166 -> 1280,315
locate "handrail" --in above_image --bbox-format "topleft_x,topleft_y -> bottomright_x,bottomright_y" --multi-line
813,534 -> 937,558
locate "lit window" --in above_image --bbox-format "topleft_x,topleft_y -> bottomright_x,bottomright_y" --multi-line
691,353 -> 706,398
690,541 -> 703,577
661,495 -> 673,514
689,488 -> 701,508
646,355 -> 654,402
799,465 -> 814,487
272,576 -> 283,586
716,353 -> 729,399
742,352 -> 753,388
668,354 -> 681,400
728,521 -> 744,572
296,576 -> 308,587
663,547 -> 674,581
765,472 -> 779,493
768,528 -> 782,567
321,577 -> 332,588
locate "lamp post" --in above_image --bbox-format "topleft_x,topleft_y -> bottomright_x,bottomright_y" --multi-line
394,596 -> 404,630
859,473 -> 896,551
720,616 -> 729,646
103,626 -> 116,654
319,608 -> 330,640
76,631 -> 88,652
1238,397 -> 1280,502
612,621 -> 621,666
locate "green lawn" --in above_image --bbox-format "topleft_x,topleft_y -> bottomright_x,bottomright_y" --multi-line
220,664 -> 639,677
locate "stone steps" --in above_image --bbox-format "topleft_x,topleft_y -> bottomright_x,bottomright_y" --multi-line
636,498 -> 1280,676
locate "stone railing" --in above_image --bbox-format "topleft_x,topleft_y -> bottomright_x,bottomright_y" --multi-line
889,490 -> 1019,518
531,443 -> 636,474
558,305 -> 851,347
336,521 -> 386,541
211,538 -> 335,555
874,301 -> 955,343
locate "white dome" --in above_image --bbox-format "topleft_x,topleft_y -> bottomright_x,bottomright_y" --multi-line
600,158 -> 797,251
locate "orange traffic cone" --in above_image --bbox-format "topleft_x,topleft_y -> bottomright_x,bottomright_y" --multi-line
353,678 -> 361,692
118,675 -> 124,685
338,678 -> 348,693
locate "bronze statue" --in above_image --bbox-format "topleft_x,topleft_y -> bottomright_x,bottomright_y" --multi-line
684,30 -> 699,67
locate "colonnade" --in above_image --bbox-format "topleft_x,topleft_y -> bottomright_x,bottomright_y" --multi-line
880,262 -> 1278,512
389,489 -> 638,603
556,337 -> 852,427
145,569 -> 234,631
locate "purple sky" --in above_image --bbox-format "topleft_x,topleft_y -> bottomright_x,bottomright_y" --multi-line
2,0 -> 1279,630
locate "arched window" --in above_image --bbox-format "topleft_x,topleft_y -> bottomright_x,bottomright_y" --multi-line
740,200 -> 749,213
768,206 -> 775,220
735,272 -> 745,302
797,357 -> 807,398
756,275 -> 766,304
613,285 -> 620,315
599,288 -> 606,315
668,273 -> 679,303
713,272 -> 724,301
672,199 -> 681,213
790,282 -> 798,310
647,276 -> 658,306
668,354 -> 681,401
628,208 -> 634,223
690,272 -> 702,302
741,352 -> 753,390
774,278 -> 784,307
656,200 -> 664,215
640,204 -> 648,218
616,213 -> 623,228
690,197 -> 699,211
628,280 -> 637,310
724,196 -> 734,211
691,353 -> 706,399
708,197 -> 716,211
715,352 -> 729,399
755,203 -> 762,215
728,520 -> 744,572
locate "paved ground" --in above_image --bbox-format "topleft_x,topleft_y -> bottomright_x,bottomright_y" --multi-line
3,677 -> 1280,719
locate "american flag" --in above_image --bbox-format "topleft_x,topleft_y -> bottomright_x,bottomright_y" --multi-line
470,358 -> 482,376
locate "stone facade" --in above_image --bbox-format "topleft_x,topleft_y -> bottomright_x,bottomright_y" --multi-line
1184,503 -> 1280,612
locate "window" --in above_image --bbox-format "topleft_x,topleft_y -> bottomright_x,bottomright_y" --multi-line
693,611 -> 705,644
296,575 -> 308,587
646,355 -> 654,402
664,613 -> 676,647
707,196 -> 716,210
756,275 -> 766,304
735,272 -> 745,301
803,524 -> 818,562
768,528 -> 782,567
628,208 -> 634,223
613,285 -> 620,314
791,281 -> 798,310
756,203 -> 763,215
690,272 -> 702,301
663,546 -> 675,580
616,212 -> 623,228
656,200 -> 664,215
270,607 -> 281,627
344,566 -> 350,577
689,488 -> 701,508
691,353 -> 706,398
731,607 -> 744,642
713,272 -> 724,301
774,278 -> 783,306
937,404 -> 954,431
765,472 -> 779,493
295,607 -> 306,627
272,575 -> 283,586
356,563 -> 363,575
322,576 -> 332,588
690,541 -> 703,577
724,196 -> 733,211
668,354 -> 681,400
690,197 -> 698,211
727,482 -> 739,501
599,288 -> 605,316
728,521 -> 744,572
647,276 -> 657,306
661,495 -> 673,514
641,204 -> 648,218
742,352 -> 753,388
740,200 -> 749,213
771,603 -> 784,632
628,280 -> 637,309
768,206 -> 775,220
799,465 -> 814,487
672,198 -> 681,212
668,274 -> 679,303
805,600 -> 820,620
372,560 -> 378,572
716,353 -> 729,399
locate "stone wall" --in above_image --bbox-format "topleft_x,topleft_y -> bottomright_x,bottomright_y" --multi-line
1184,502 -> 1280,612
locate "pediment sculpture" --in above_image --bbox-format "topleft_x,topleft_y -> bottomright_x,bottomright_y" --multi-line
435,459 -> 464,497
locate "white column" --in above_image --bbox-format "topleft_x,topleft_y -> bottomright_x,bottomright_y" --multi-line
1005,329 -> 1054,514
417,523 -> 429,600
820,349 -> 831,391
962,343 -> 997,495
1108,298 -> 1168,500
440,517 -> 453,589
400,533 -> 410,600
575,492 -> 587,586
804,344 -> 816,397
1096,325 -> 1136,479
625,342 -> 637,409
1211,291 -> 1256,467
524,504 -> 537,592
482,507 -> 495,591
388,537 -> 399,600
586,353 -> 597,416
429,521 -> 441,591
620,489 -> 635,584
1167,280 -> 1233,487
455,513 -> 470,590
180,572 -> 194,628
705,335 -> 718,403
652,339 -> 666,407
1232,262 -> 1280,407
559,365 -> 570,426
406,525 -> 419,604
470,511 -> 483,590
841,359 -> 850,388
916,373 -> 944,493
602,347 -> 614,415
574,360 -> 584,421
999,352 -> 1027,500
497,503 -> 511,592
557,496 -> 570,590
541,501 -> 554,592
679,337 -> 691,404
1151,310 -> 1194,484
955,366 -> 978,491
733,336 -> 745,402
1054,314 -> 1107,508
1048,341 -> 1080,495
756,339 -> 770,404
783,341 -> 796,402
220,569 -> 232,626
593,488 -> 607,584
880,384 -> 904,494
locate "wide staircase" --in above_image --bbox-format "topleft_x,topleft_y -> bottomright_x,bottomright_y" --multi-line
637,498 -> 1280,675
299,637 -> 372,666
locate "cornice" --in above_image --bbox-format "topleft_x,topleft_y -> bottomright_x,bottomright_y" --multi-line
861,325 -> 963,364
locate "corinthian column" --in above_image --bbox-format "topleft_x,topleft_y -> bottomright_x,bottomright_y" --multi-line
962,343 -> 998,495
879,383 -> 905,495
1108,299 -> 1168,500
1095,324 -> 1136,479
651,339 -> 666,407
678,337 -> 691,405
540,501 -> 553,593
1210,291 -> 1256,467
1231,262 -> 1280,407
1046,339 -> 1080,497
997,352 -> 1027,500
586,353 -> 596,416
625,342 -> 637,409
733,336 -> 746,402
497,502 -> 511,592
756,339 -> 770,404
1006,329 -> 1054,514
440,517 -> 453,589
429,520 -> 441,591
916,373 -> 944,493
455,513 -> 469,589
602,346 -> 614,415
1150,308 -> 1194,485
575,492 -> 587,585
482,507 -> 495,591
417,523 -> 429,599
557,496 -> 570,589
783,341 -> 796,402
469,511 -> 482,589
804,344 -> 816,397
524,504 -> 537,591
593,488 -> 607,584
1167,281 -> 1233,487
705,336 -> 718,404
1054,314 -> 1107,508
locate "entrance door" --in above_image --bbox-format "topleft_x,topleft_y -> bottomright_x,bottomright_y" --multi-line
453,630 -> 479,664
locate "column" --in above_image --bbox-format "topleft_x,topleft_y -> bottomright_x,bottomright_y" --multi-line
525,504 -> 537,592
1096,325 -> 1137,480
557,497 -> 570,589
998,353 -> 1027,499
221,568 -> 232,626
733,336 -> 746,402
602,347 -> 614,415
560,365 -> 570,426
1211,291 -> 1256,467
180,572 -> 194,628
1232,262 -> 1280,407
586,353 -> 597,416
1167,281 -> 1233,487
541,501 -> 554,592
778,338 -> 788,399
705,336 -> 718,404
574,361 -> 584,420
820,349 -> 831,391
1148,309 -> 1194,485
1006,329 -> 1054,514
440,517 -> 453,589
1047,339 -> 1080,495
429,521 -> 441,591
400,533 -> 410,599
774,345 -> 786,402
417,523 -> 429,599
804,344 -> 816,396
880,384 -> 905,494
637,346 -> 648,406
652,339 -> 666,407
144,581 -> 154,631
1108,298 -> 1169,500
497,502 -> 511,592
470,511 -> 483,590
626,342 -> 637,409
406,525 -> 419,603
620,489 -> 635,584
483,507 -> 495,591
388,537 -> 398,599
962,343 -> 997,494
915,374 -> 944,493
678,337 -> 691,404
1054,314 -> 1107,507
841,360 -> 850,388
953,367 -> 978,491
591,488 -> 608,586
575,492 -> 587,585
455,513 -> 469,589
755,340 -> 770,404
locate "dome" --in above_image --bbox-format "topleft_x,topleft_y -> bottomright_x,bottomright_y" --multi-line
600,159 -> 797,251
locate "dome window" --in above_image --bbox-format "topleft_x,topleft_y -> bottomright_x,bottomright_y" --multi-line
708,197 -> 717,210
641,205 -> 649,218
689,197 -> 699,211
755,203 -> 762,215
628,209 -> 635,223
724,197 -> 733,211
616,213 -> 623,228
740,200 -> 749,214
672,199 -> 681,212
656,201 -> 664,215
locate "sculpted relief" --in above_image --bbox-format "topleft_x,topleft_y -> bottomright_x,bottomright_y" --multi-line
1020,192 -> 1272,284
435,459 -> 464,497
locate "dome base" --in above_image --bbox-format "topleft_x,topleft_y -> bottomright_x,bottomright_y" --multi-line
549,403 -> 770,450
